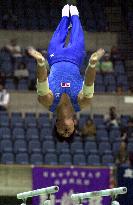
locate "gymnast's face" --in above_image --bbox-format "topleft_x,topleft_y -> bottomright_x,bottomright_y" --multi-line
56,118 -> 75,138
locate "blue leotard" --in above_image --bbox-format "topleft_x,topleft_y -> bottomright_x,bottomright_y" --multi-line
47,16 -> 86,112
48,61 -> 83,112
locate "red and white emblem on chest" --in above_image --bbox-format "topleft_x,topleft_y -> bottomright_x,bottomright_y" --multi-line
61,82 -> 70,87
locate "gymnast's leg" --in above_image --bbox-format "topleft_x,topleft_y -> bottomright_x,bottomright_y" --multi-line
66,5 -> 86,68
48,4 -> 70,55
68,6 -> 85,51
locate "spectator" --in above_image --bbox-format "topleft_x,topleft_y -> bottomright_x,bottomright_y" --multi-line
95,61 -> 101,72
110,46 -> 121,62
80,118 -> 96,137
121,127 -> 128,144
101,52 -> 114,73
14,62 -> 29,84
105,106 -> 119,128
120,117 -> 133,143
116,142 -> 128,165
0,84 -> 10,111
5,38 -> 22,58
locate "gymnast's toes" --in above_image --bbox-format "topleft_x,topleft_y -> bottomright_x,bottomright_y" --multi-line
62,4 -> 70,17
70,5 -> 79,16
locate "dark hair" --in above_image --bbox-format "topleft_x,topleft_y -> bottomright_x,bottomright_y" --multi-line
52,124 -> 75,143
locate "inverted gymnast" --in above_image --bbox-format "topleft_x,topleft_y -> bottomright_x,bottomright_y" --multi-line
28,4 -> 105,141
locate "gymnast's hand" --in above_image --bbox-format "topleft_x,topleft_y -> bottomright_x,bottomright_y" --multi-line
89,48 -> 105,66
28,48 -> 45,64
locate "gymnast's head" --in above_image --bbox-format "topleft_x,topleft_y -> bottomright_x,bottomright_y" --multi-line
53,117 -> 76,142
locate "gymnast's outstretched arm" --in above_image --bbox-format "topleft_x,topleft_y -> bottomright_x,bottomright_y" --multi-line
78,49 -> 105,109
84,48 -> 105,87
28,48 -> 53,109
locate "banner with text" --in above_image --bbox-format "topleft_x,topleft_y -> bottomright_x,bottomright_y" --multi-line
32,166 -> 110,205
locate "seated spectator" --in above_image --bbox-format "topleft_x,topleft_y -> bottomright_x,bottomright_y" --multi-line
110,46 -> 121,62
14,62 -> 29,83
0,84 -> 10,111
121,127 -> 128,144
120,118 -> 133,143
95,61 -> 101,72
116,142 -> 128,165
101,52 -> 114,73
105,106 -> 120,128
5,38 -> 22,58
80,118 -> 96,137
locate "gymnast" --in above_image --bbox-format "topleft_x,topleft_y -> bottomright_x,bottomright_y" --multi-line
28,4 -> 105,141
